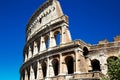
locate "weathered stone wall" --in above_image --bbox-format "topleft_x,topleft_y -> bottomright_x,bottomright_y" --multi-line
20,0 -> 120,80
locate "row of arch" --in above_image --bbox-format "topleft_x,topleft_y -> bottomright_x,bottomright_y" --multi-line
27,0 -> 56,34
22,56 -> 74,80
22,49 -> 119,80
24,30 -> 61,62
90,56 -> 118,72
22,56 -> 118,79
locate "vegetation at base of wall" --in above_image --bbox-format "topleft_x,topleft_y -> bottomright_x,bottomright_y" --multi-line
101,77 -> 109,80
102,56 -> 120,80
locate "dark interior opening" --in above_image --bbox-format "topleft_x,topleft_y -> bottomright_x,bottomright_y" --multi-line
107,56 -> 118,63
65,56 -> 74,74
45,36 -> 49,49
83,47 -> 89,56
27,68 -> 30,80
39,18 -> 42,23
91,59 -> 101,71
33,63 -> 37,79
52,59 -> 59,76
54,31 -> 60,45
42,62 -> 47,77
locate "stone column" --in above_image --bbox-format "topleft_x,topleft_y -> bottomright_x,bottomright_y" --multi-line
99,54 -> 107,74
59,54 -> 63,75
74,49 -> 81,73
33,41 -> 38,55
28,46 -> 32,58
61,23 -> 72,44
40,36 -> 46,51
37,61 -> 43,79
24,53 -> 27,62
75,48 -> 87,73
78,49 -> 87,72
49,31 -> 56,48
49,59 -> 54,77
74,48 -> 87,78
24,69 -> 28,80
46,57 -> 50,78
30,65 -> 34,80
58,55 -> 67,80
86,58 -> 92,72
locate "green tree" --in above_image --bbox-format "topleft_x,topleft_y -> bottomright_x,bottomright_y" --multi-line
102,56 -> 120,80
107,57 -> 120,80
101,77 -> 109,80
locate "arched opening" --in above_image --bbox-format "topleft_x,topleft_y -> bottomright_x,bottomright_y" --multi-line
54,31 -> 60,45
83,47 -> 89,56
41,62 -> 47,78
107,56 -> 118,73
33,62 -> 37,79
107,56 -> 118,63
39,18 -> 42,23
65,56 -> 74,74
52,59 -> 59,76
31,44 -> 34,56
45,36 -> 49,49
91,59 -> 101,71
36,39 -> 40,52
27,67 -> 30,80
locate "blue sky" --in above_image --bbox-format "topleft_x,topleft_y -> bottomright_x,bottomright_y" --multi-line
0,0 -> 120,80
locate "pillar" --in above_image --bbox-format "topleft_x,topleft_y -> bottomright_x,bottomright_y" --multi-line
59,54 -> 63,75
61,23 -> 72,44
33,41 -> 38,55
99,54 -> 107,74
46,57 -> 50,78
75,48 -> 87,73
86,58 -> 92,72
30,65 -> 34,80
58,54 -> 66,80
49,31 -> 56,48
62,57 -> 67,75
37,61 -> 43,79
28,46 -> 32,58
74,49 -> 81,73
24,53 -> 27,62
24,69 -> 28,80
40,36 -> 46,51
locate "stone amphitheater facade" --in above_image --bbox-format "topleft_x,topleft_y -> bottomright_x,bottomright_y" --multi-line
20,0 -> 120,80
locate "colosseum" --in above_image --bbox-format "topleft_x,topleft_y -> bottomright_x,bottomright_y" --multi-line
20,0 -> 120,80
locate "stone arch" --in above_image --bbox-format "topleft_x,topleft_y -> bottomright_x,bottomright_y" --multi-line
41,61 -> 47,78
91,59 -> 101,71
24,50 -> 28,60
54,31 -> 61,45
26,67 -> 30,80
30,44 -> 34,56
83,47 -> 89,56
65,56 -> 74,74
44,35 -> 49,49
39,18 -> 42,23
33,62 -> 37,79
35,39 -> 40,52
107,56 -> 118,62
52,59 -> 59,76
107,56 -> 118,74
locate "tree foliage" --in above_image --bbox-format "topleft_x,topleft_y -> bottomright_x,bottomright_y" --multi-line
107,57 -> 120,80
102,56 -> 120,80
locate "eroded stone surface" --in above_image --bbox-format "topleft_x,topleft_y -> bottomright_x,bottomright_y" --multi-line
20,0 -> 120,80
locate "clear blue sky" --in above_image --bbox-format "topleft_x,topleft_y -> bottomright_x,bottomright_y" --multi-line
0,0 -> 120,80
